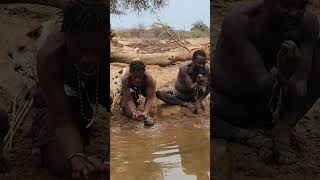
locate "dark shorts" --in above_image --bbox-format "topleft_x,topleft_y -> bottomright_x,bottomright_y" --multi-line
32,94 -> 92,150
163,89 -> 196,102
211,90 -> 272,129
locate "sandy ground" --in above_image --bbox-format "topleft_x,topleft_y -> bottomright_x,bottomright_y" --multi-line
211,1 -> 320,180
0,4 -> 107,180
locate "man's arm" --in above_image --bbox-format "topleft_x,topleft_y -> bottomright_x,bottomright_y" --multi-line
196,66 -> 210,104
121,78 -> 137,114
143,76 -> 156,115
296,14 -> 319,81
177,65 -> 197,91
221,14 -> 274,94
37,51 -> 84,157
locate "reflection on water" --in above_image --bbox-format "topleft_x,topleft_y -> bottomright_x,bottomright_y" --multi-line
111,126 -> 210,180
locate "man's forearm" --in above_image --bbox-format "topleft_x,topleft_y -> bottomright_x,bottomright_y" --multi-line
196,88 -> 210,104
54,118 -> 84,156
143,96 -> 155,114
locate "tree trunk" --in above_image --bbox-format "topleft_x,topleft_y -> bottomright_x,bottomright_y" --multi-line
111,47 -> 210,67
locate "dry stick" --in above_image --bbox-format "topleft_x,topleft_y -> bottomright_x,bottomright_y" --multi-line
5,96 -> 29,150
4,100 -> 27,151
8,99 -> 30,150
8,99 -> 33,151
159,23 -> 189,51
4,88 -> 23,147
151,8 -> 190,51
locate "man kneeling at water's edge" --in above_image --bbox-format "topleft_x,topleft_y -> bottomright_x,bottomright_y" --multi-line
120,59 -> 156,126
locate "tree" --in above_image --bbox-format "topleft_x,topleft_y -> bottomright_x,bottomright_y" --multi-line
110,0 -> 168,15
191,20 -> 209,32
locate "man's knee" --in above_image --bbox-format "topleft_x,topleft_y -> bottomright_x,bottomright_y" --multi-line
155,90 -> 162,99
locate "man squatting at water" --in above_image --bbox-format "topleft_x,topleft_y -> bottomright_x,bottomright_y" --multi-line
157,50 -> 210,114
31,0 -> 110,179
120,59 -> 156,126
212,0 -> 320,163
0,109 -> 9,173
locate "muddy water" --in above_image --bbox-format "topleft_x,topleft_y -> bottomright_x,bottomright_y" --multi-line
111,125 -> 210,180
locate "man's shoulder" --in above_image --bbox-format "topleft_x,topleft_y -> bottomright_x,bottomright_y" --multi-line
180,61 -> 191,69
222,12 -> 250,33
145,71 -> 155,83
37,32 -> 65,66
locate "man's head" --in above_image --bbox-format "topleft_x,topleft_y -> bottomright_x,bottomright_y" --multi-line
264,0 -> 309,31
61,0 -> 109,66
192,50 -> 207,70
129,59 -> 145,86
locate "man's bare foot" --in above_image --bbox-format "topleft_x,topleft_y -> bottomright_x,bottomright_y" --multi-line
191,104 -> 204,114
0,158 -> 9,174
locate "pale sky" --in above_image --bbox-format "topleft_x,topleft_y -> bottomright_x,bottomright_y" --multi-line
111,0 -> 210,30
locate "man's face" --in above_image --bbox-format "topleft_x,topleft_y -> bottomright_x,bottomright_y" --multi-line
268,0 -> 308,31
192,55 -> 207,70
65,32 -> 107,71
130,71 -> 144,86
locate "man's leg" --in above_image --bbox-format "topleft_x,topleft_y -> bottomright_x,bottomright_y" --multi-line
156,89 -> 192,107
211,92 -> 276,162
0,110 -> 9,173
32,88 -> 77,178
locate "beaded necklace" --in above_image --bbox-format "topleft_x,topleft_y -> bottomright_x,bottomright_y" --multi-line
74,63 -> 99,129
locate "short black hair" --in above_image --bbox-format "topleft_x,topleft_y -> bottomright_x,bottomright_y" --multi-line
129,60 -> 145,73
193,50 -> 207,59
61,0 -> 109,33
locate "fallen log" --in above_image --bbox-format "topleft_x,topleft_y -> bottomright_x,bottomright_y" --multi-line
111,46 -> 210,67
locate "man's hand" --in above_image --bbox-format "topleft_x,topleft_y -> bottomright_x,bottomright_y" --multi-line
131,110 -> 144,120
138,112 -> 147,119
277,40 -> 301,77
196,74 -> 205,84
295,79 -> 307,97
69,155 -> 104,180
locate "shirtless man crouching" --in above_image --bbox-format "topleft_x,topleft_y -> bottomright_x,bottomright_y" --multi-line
120,59 -> 156,126
156,50 -> 210,114
211,0 -> 320,164
31,0 -> 109,179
